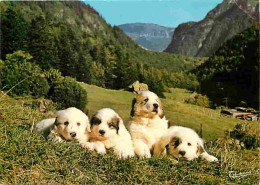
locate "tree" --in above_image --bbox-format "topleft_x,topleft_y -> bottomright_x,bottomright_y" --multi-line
0,4 -> 29,59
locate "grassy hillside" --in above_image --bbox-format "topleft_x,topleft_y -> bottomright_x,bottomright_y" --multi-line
0,86 -> 258,184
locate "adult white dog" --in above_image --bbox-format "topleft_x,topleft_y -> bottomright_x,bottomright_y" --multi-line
81,108 -> 135,159
36,107 -> 91,143
128,91 -> 169,158
153,126 -> 218,162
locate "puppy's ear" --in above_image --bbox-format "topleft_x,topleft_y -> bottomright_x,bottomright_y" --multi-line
130,98 -> 137,117
171,136 -> 181,148
91,114 -> 101,127
110,116 -> 120,134
153,136 -> 171,155
197,138 -> 205,155
54,117 -> 58,126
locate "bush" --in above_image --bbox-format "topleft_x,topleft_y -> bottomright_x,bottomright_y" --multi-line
229,123 -> 258,149
30,75 -> 50,98
185,92 -> 210,107
44,68 -> 63,86
49,76 -> 87,110
2,51 -> 50,97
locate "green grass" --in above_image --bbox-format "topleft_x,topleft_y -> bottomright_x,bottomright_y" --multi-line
0,86 -> 259,184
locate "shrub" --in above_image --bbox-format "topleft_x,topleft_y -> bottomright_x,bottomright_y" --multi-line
49,76 -> 87,110
2,51 -> 50,97
30,75 -> 50,98
185,92 -> 210,107
44,68 -> 63,86
229,123 -> 259,149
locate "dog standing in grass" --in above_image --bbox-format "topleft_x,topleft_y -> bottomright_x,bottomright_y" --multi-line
81,108 -> 135,159
128,91 -> 169,158
36,107 -> 91,143
153,126 -> 218,162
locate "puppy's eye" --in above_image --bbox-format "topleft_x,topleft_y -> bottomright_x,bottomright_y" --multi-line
77,122 -> 81,126
144,98 -> 149,102
109,123 -> 115,129
64,121 -> 69,126
188,143 -> 191,146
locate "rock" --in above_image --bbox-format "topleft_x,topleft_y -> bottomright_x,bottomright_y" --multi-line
235,139 -> 240,145
128,81 -> 148,93
164,0 -> 257,57
33,99 -> 53,112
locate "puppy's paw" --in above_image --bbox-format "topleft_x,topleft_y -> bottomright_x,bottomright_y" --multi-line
95,142 -> 106,154
81,142 -> 95,151
205,155 -> 218,162
137,149 -> 151,158
117,150 -> 135,159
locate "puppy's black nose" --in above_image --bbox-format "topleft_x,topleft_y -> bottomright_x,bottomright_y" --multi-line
153,103 -> 159,109
179,151 -> 186,156
70,132 -> 76,138
99,130 -> 105,135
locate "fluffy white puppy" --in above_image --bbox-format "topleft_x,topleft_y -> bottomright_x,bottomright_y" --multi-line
128,91 -> 169,158
36,107 -> 91,143
82,108 -> 135,159
153,126 -> 218,162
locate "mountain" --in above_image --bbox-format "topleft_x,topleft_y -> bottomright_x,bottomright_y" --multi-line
118,23 -> 175,51
164,0 -> 258,57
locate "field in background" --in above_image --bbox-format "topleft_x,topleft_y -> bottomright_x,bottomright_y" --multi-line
83,84 -> 245,141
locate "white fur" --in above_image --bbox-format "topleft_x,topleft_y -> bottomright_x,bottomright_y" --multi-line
128,91 -> 169,158
82,108 -> 135,159
154,126 -> 218,162
36,118 -> 56,132
36,107 -> 90,143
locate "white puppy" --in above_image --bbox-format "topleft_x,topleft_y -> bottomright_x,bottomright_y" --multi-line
82,108 -> 135,159
36,107 -> 91,143
128,91 -> 169,158
153,126 -> 218,162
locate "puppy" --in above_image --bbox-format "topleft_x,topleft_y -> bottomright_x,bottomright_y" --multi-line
153,126 -> 218,162
82,108 -> 135,159
128,91 -> 169,158
36,107 -> 91,143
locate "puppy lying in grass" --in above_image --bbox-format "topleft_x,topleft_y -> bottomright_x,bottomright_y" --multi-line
153,126 -> 218,162
36,107 -> 91,143
81,108 -> 135,159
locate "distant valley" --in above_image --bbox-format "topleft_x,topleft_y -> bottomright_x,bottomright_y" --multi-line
118,23 -> 175,51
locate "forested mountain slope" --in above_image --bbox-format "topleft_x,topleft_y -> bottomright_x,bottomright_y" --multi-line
195,24 -> 259,108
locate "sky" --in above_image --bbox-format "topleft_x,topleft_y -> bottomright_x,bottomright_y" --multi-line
84,0 -> 223,28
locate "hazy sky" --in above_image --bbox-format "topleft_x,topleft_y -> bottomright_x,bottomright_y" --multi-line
84,0 -> 223,27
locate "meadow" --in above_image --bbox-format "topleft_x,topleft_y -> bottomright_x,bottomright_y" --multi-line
0,84 -> 258,184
